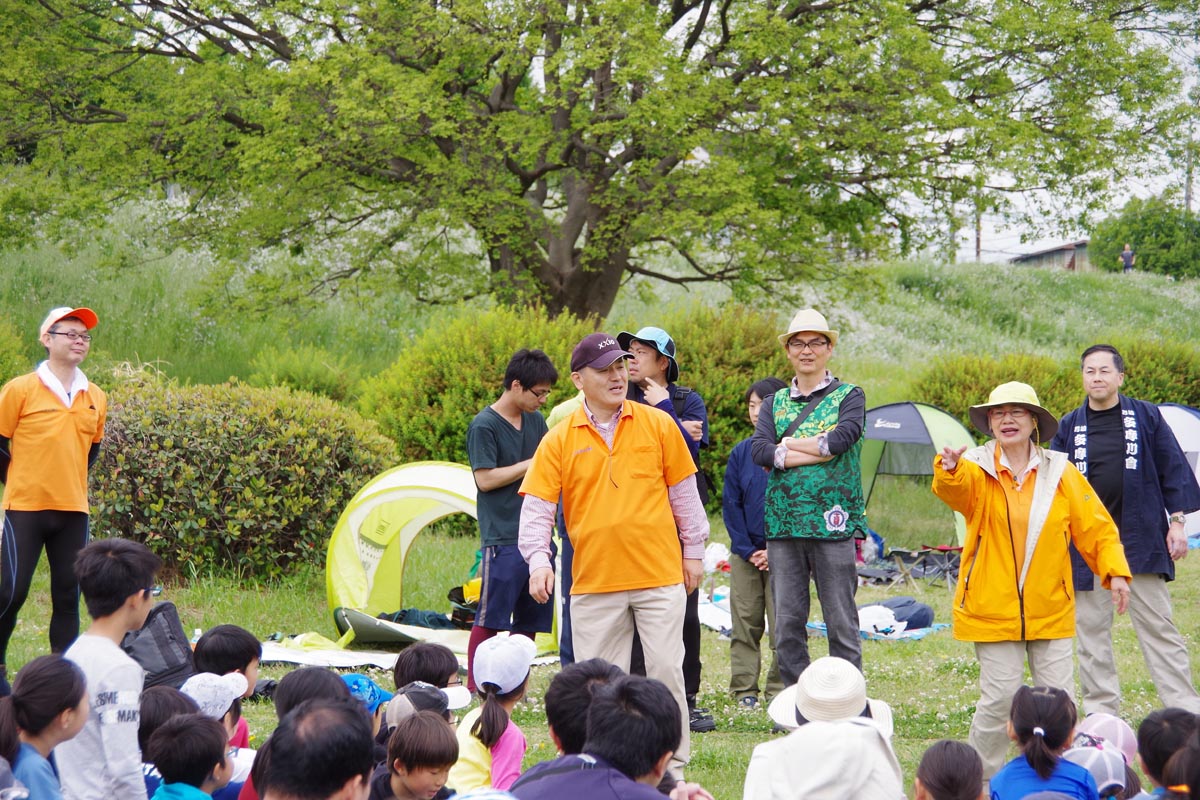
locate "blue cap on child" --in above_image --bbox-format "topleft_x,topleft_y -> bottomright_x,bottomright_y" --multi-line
341,673 -> 394,714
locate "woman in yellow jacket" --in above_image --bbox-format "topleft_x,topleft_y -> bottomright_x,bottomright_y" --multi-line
932,382 -> 1131,779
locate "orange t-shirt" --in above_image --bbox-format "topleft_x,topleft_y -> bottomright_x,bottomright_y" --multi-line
0,372 -> 107,512
520,401 -> 697,595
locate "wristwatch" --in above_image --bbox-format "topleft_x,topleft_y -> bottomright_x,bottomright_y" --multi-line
1169,513 -> 1187,525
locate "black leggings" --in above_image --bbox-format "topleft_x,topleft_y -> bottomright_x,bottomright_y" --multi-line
0,510 -> 89,663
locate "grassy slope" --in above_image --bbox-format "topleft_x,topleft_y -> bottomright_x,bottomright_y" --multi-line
5,244 -> 1200,798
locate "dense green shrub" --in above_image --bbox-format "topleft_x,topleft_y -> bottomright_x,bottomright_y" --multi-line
910,354 -> 1077,441
358,305 -> 595,463
248,344 -> 361,402
913,340 -> 1200,442
613,306 -> 792,507
92,370 -> 397,578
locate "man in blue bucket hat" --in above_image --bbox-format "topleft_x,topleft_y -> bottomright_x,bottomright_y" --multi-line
616,326 -> 714,733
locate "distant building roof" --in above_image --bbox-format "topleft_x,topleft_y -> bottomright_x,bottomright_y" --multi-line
1009,239 -> 1089,263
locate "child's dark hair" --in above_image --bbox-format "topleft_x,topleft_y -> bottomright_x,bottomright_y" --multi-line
274,666 -> 352,720
139,686 -> 201,752
544,658 -> 624,755
917,740 -> 983,800
1119,762 -> 1143,800
387,710 -> 458,773
1010,685 -> 1076,780
393,643 -> 459,690
582,675 -> 680,780
1138,708 -> 1199,785
0,655 -> 87,763
193,624 -> 261,676
1161,744 -> 1198,800
147,712 -> 228,788
471,674 -> 529,749
745,377 -> 788,404
74,538 -> 162,619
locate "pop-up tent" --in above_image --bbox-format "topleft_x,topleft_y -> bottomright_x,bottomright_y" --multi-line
1159,404 -> 1200,536
860,402 -> 975,545
326,461 -> 477,648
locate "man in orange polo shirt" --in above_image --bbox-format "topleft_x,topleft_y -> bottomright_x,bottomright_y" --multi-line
518,333 -> 708,773
0,306 -> 106,696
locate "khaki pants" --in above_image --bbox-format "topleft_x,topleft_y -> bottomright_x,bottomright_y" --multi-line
1076,573 -> 1200,715
571,583 -> 690,764
970,638 -> 1073,779
729,554 -> 783,702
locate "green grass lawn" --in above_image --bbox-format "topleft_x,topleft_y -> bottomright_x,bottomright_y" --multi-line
6,510 -> 1198,799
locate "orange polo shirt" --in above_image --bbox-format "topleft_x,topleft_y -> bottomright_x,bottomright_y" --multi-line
0,372 -> 107,512
520,401 -> 697,595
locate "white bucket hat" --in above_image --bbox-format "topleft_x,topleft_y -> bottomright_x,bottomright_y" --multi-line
778,308 -> 838,347
767,656 -> 893,737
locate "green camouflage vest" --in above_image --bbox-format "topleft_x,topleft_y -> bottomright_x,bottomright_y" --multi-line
764,383 -> 866,541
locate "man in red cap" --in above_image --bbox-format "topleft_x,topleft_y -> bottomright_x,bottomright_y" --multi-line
518,332 -> 709,776
0,306 -> 106,695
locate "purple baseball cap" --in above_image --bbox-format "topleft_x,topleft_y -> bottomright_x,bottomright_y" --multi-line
570,333 -> 634,373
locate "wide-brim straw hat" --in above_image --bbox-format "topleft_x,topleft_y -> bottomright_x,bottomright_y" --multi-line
777,308 -> 838,348
968,381 -> 1058,443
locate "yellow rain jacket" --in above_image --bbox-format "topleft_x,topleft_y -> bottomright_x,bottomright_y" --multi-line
932,442 -> 1131,643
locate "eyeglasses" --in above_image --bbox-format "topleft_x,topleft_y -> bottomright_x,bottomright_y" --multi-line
987,407 -> 1030,421
525,387 -> 552,400
786,338 -> 830,352
144,585 -> 163,597
48,331 -> 92,342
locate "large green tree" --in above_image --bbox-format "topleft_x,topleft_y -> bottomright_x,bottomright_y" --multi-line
1089,194 -> 1200,278
1,0 -> 1193,317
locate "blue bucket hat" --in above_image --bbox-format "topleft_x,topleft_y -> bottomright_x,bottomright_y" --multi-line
616,326 -> 679,383
341,673 -> 394,714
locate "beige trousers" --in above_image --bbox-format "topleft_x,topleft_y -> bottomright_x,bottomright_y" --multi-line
971,638 -> 1074,779
570,583 -> 690,765
1076,573 -> 1200,715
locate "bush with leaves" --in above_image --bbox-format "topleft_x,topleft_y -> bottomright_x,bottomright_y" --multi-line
910,354 -> 1078,441
92,369 -> 397,578
913,341 -> 1200,442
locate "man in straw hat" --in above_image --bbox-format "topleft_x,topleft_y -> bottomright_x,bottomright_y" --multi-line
750,308 -> 867,683
933,380 -> 1130,778
1051,344 -> 1200,716
0,306 -> 106,697
519,333 -> 709,776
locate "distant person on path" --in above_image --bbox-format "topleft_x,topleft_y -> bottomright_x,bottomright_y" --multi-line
749,308 -> 867,683
0,306 -> 106,697
724,377 -> 787,709
1120,244 -> 1135,273
519,332 -> 708,774
616,326 -> 713,733
1050,344 -> 1200,715
932,381 -> 1130,779
465,349 -> 558,692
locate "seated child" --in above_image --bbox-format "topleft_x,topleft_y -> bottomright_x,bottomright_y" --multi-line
341,673 -> 393,741
140,686 -> 242,800
387,643 -> 470,734
370,710 -> 458,800
192,625 -> 261,749
1132,709 -> 1199,800
146,713 -> 233,800
0,654 -> 89,800
990,686 -> 1098,800
182,673 -> 255,783
56,538 -> 163,800
448,635 -> 536,793
915,740 -> 983,800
